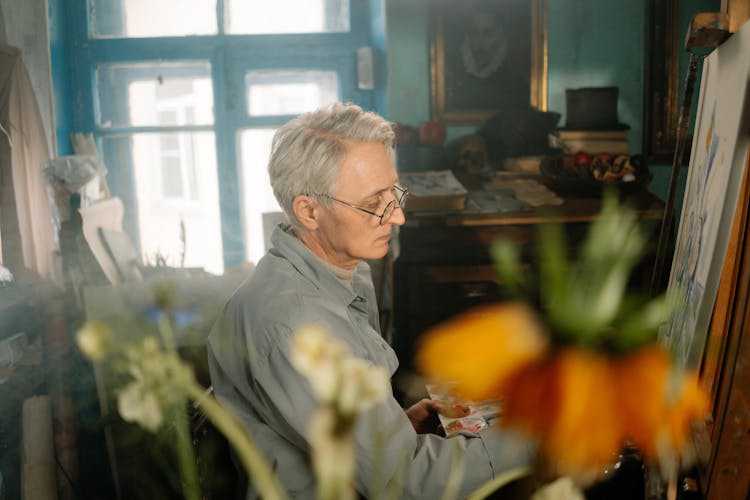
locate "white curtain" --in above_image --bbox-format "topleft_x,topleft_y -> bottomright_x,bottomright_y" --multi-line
0,45 -> 56,280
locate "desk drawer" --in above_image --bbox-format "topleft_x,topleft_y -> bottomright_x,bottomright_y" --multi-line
398,225 -> 537,263
405,265 -> 504,316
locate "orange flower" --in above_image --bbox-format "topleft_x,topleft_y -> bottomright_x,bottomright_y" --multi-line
659,371 -> 709,463
503,349 -> 622,482
613,346 -> 708,464
416,303 -> 548,401
415,303 -> 710,484
500,354 -> 559,438
613,345 -> 673,458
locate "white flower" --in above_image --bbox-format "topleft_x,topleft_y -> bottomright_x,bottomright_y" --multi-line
291,325 -> 346,403
291,326 -> 390,413
337,358 -> 389,416
118,379 -> 164,432
76,321 -> 113,361
309,406 -> 356,500
113,335 -> 195,433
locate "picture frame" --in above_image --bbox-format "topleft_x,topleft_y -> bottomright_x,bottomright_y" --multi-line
644,0 -> 682,163
429,0 -> 547,124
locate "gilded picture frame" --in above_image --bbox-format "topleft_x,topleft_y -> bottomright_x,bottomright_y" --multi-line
644,0 -> 681,163
430,0 -> 547,124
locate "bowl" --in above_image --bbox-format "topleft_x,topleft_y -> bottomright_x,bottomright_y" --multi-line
539,153 -> 651,198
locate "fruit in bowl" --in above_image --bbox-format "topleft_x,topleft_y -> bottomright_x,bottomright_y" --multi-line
574,151 -> 592,167
590,153 -> 637,182
540,153 -> 650,197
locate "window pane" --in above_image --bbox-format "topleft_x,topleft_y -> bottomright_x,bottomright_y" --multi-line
90,0 -> 217,38
239,129 -> 282,264
97,63 -> 213,128
246,70 -> 338,116
226,0 -> 349,34
101,132 -> 224,274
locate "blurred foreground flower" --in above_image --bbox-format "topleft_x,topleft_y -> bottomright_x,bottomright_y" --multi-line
76,320 -> 113,361
417,192 -> 709,487
291,325 -> 390,500
76,306 -> 288,500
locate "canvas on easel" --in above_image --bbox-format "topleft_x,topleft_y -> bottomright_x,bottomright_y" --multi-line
659,19 -> 750,370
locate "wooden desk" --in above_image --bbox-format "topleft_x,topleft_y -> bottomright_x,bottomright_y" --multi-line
392,190 -> 665,370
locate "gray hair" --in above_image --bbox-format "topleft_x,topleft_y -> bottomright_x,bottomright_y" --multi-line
268,102 -> 395,226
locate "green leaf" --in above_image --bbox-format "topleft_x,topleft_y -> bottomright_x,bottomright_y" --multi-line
491,239 -> 523,297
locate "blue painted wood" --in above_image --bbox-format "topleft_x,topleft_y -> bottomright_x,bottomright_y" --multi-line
48,0 -> 72,155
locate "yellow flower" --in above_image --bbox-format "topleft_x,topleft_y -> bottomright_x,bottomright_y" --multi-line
416,303 -> 548,401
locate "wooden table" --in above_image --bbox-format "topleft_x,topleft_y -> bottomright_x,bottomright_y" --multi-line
391,189 -> 666,371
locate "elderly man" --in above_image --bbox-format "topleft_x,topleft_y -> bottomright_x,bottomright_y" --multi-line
207,102 -> 532,499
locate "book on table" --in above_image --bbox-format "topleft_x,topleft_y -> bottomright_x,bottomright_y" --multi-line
400,170 -> 468,212
549,129 -> 629,154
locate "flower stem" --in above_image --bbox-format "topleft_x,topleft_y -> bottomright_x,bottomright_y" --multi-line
155,313 -> 201,500
183,382 -> 289,500
171,404 -> 201,500
465,466 -> 531,500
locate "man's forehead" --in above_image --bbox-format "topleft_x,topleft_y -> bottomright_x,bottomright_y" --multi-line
336,142 -> 395,195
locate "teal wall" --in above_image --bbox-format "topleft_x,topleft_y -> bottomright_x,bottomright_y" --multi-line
385,0 -> 719,207
547,1 -> 645,151
385,0 -> 431,125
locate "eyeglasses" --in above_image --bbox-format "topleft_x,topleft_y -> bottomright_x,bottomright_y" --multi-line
316,184 -> 408,225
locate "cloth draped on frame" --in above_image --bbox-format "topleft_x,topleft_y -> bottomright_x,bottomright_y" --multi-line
0,45 -> 56,281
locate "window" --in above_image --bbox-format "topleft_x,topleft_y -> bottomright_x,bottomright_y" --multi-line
246,70 -> 339,116
96,62 -> 223,273
65,0 -> 381,272
239,70 -> 339,263
90,0 -> 349,38
90,0 -> 218,38
226,0 -> 349,34
240,70 -> 339,263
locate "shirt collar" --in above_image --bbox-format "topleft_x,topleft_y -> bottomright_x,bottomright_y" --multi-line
269,223 -> 370,306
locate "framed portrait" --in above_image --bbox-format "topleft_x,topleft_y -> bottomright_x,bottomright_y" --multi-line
430,0 -> 547,124
644,0 -> 680,163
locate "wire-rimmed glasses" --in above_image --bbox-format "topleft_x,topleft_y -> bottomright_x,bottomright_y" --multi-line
316,184 -> 408,225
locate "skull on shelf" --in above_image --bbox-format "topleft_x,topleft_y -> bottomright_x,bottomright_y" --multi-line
455,134 -> 488,173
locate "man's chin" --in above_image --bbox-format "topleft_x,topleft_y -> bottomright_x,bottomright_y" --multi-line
365,243 -> 390,261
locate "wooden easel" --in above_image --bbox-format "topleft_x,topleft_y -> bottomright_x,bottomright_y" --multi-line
649,13 -> 729,295
648,7 -> 750,500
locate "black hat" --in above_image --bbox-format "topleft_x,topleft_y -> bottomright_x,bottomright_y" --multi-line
479,105 -> 561,161
560,87 -> 630,130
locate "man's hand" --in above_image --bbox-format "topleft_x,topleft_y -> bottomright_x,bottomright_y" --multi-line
405,399 -> 470,435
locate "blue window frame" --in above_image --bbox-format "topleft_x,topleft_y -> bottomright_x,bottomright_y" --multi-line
56,0 -> 386,271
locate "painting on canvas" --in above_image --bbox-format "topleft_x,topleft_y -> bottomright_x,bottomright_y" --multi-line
659,21 -> 750,369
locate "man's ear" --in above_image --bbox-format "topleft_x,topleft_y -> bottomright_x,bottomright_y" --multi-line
292,194 -> 320,230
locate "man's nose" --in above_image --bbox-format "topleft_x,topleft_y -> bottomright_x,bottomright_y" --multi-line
388,206 -> 406,226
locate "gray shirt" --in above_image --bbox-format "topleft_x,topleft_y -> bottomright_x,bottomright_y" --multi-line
208,224 -> 532,499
